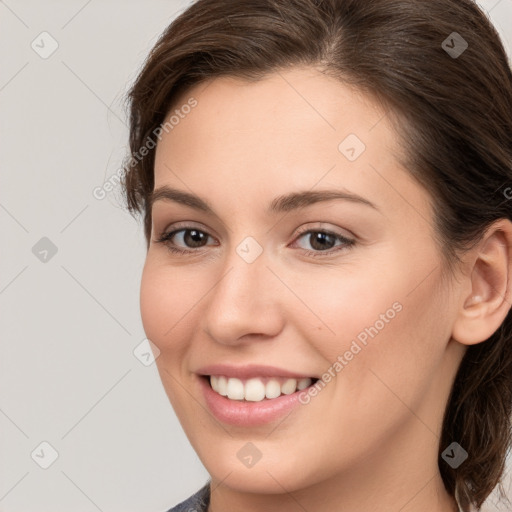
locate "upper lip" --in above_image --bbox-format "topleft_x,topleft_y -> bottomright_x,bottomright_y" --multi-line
196,364 -> 318,380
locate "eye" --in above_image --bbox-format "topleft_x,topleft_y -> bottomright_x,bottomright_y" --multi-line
154,227 -> 217,255
292,228 -> 355,257
154,225 -> 355,258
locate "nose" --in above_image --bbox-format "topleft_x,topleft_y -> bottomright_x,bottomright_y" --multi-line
202,247 -> 285,346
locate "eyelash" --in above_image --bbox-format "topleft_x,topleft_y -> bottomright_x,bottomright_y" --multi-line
154,225 -> 355,258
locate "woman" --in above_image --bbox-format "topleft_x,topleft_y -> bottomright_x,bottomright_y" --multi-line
120,0 -> 512,510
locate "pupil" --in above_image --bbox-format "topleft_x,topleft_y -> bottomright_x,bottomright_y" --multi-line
185,229 -> 207,248
310,232 -> 335,251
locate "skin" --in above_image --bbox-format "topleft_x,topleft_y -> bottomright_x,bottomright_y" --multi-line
140,66 -> 512,512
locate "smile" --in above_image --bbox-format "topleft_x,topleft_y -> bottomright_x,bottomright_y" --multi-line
208,375 -> 319,402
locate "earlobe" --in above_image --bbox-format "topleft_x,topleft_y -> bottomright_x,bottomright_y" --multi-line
451,219 -> 512,346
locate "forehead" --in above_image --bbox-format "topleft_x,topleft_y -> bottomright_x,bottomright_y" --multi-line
158,67 -> 387,156
152,66 -> 431,222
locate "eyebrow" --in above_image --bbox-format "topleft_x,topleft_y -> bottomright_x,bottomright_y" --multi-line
149,185 -> 379,214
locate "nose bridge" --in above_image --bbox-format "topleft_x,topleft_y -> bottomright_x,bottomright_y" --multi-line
215,233 -> 269,300
211,240 -> 269,314
203,239 -> 283,344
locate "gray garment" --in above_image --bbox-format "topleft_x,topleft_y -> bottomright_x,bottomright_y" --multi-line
165,482 -> 210,512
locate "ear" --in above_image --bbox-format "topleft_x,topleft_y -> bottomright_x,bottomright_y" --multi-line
451,219 -> 512,346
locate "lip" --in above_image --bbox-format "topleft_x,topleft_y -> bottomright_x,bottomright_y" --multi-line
196,363 -> 317,380
198,375 -> 317,426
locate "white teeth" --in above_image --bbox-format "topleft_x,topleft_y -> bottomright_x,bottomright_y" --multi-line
209,376 -> 314,401
281,378 -> 297,395
226,377 -> 244,400
265,379 -> 281,399
297,378 -> 311,390
245,378 -> 266,401
217,376 -> 228,396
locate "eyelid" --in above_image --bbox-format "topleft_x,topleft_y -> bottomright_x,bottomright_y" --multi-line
155,220 -> 219,240
293,222 -> 354,238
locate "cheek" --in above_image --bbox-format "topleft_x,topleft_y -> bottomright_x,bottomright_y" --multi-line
288,255 -> 448,393
285,264 -> 449,462
139,260 -> 203,415
139,260 -> 195,357
281,263 -> 401,361
140,264 -> 167,347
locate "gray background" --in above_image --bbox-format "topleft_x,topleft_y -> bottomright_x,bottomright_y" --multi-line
0,1 -> 511,511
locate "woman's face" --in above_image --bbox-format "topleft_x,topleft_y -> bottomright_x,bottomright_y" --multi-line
140,67 -> 465,500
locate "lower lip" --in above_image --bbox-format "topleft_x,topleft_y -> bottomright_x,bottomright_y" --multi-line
198,376 -> 313,427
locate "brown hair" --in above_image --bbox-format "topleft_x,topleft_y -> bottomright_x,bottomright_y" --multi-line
120,0 -> 512,509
